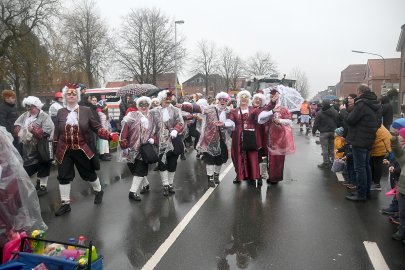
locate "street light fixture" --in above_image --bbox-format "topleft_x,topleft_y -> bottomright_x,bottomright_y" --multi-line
174,20 -> 184,98
352,50 -> 386,91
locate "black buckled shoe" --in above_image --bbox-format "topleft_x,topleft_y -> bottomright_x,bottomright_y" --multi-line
37,186 -> 48,197
233,178 -> 241,184
214,173 -> 220,184
129,192 -> 141,201
35,179 -> 41,191
257,179 -> 263,186
208,176 -> 215,188
163,185 -> 170,196
94,190 -> 104,204
55,202 -> 71,216
140,185 -> 150,194
168,185 -> 175,194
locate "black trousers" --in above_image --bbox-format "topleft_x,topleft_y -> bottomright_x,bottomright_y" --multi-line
370,155 -> 384,185
158,151 -> 179,172
127,159 -> 149,177
24,161 -> 51,178
57,149 -> 97,184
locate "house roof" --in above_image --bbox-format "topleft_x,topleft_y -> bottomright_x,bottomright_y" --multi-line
396,24 -> 405,52
367,58 -> 401,78
341,64 -> 366,83
183,73 -> 224,84
104,73 -> 177,89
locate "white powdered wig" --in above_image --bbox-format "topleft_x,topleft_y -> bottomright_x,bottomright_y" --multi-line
216,92 -> 229,100
253,93 -> 267,106
157,90 -> 168,101
136,96 -> 152,107
151,98 -> 161,105
196,98 -> 209,108
61,85 -> 81,105
22,96 -> 44,109
236,90 -> 252,107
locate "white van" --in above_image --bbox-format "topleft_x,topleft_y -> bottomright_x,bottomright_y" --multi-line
85,87 -> 121,120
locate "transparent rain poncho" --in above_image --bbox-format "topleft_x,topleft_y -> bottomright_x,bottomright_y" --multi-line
0,127 -> 47,246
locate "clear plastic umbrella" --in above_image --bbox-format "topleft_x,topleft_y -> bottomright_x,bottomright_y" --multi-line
117,84 -> 159,97
276,85 -> 304,112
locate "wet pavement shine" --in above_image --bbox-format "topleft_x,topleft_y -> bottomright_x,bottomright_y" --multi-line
38,125 -> 405,270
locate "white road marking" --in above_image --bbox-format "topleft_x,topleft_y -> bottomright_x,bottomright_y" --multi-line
363,241 -> 390,270
142,163 -> 234,270
336,172 -> 345,182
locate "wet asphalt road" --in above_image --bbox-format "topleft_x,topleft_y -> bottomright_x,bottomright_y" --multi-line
38,124 -> 405,270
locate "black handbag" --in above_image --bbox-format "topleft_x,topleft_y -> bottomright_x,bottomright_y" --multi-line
140,143 -> 159,164
37,137 -> 53,162
240,108 -> 257,151
171,134 -> 184,156
215,108 -> 228,163
139,127 -> 159,164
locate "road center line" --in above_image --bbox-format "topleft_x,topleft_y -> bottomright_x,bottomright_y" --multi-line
142,163 -> 234,270
363,241 -> 389,270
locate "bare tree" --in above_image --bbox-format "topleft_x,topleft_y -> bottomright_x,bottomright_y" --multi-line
291,66 -> 310,99
191,40 -> 218,96
115,8 -> 185,85
0,0 -> 60,58
61,0 -> 112,87
219,47 -> 234,91
230,56 -> 245,91
246,51 -> 277,76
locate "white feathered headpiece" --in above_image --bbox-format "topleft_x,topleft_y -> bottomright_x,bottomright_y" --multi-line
252,93 -> 267,107
216,92 -> 229,100
22,96 -> 44,109
62,83 -> 82,105
136,96 -> 152,107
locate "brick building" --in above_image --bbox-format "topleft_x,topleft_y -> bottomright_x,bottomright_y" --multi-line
336,64 -> 366,98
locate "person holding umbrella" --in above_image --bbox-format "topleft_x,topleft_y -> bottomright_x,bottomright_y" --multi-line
151,89 -> 184,196
53,83 -> 118,216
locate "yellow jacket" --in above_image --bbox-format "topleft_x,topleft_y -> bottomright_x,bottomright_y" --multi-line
371,125 -> 392,157
334,136 -> 345,159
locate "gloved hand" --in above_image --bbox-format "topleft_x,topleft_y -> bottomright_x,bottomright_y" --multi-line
141,117 -> 149,129
110,132 -> 119,142
170,130 -> 178,138
148,138 -> 154,144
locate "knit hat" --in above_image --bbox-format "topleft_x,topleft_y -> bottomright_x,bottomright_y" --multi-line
335,127 -> 344,136
399,128 -> 405,139
1,90 -> 16,100
392,118 -> 405,129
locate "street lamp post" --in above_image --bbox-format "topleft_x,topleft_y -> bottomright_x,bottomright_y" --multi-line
174,20 -> 184,98
352,50 -> 386,91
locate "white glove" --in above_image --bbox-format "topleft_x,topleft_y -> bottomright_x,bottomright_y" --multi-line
141,117 -> 149,129
170,130 -> 178,138
148,138 -> 154,144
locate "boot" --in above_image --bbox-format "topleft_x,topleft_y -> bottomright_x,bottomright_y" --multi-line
208,175 -> 215,188
392,226 -> 405,241
214,173 -> 220,184
55,202 -> 71,216
129,192 -> 141,201
163,185 -> 170,196
140,184 -> 150,194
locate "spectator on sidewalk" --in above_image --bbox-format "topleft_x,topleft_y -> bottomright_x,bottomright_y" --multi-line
369,124 -> 391,191
343,84 -> 381,202
312,99 -> 339,168
380,96 -> 393,131
0,90 -> 18,142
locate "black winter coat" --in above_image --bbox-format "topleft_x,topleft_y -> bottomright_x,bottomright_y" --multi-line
312,106 -> 339,134
0,101 -> 18,134
381,102 -> 393,129
344,91 -> 381,148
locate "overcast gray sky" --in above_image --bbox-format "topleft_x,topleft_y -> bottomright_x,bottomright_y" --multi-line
95,0 -> 404,98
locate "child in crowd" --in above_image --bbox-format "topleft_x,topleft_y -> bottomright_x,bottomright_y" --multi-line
390,127 -> 405,242
381,153 -> 401,224
331,127 -> 346,173
335,128 -> 356,190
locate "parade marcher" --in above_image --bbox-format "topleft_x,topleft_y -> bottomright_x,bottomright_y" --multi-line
53,83 -> 118,216
299,100 -> 311,132
97,100 -> 112,161
150,98 -> 161,109
229,90 -> 262,185
14,96 -> 54,196
48,92 -> 64,124
151,90 -> 184,196
119,96 -> 157,201
258,89 -> 295,184
179,92 -> 234,187
0,90 -> 18,142
252,92 -> 268,182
